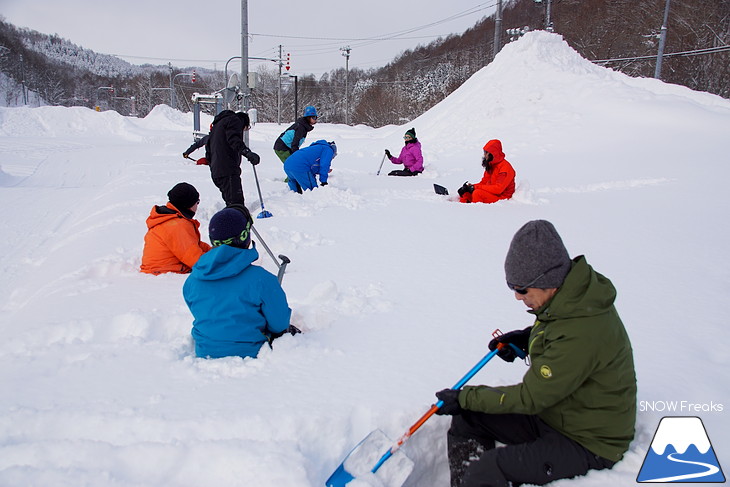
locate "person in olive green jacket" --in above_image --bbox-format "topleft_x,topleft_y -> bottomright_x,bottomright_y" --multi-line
435,220 -> 636,487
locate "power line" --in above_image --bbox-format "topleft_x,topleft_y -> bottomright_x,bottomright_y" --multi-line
250,3 -> 495,44
592,45 -> 730,64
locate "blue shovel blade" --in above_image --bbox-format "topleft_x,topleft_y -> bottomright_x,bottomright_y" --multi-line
257,210 -> 273,219
325,463 -> 355,487
325,429 -> 414,487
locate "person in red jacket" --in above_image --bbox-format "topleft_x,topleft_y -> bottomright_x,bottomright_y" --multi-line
140,182 -> 212,275
458,139 -> 516,204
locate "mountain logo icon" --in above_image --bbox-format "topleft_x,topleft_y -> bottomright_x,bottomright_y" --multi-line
637,416 -> 725,483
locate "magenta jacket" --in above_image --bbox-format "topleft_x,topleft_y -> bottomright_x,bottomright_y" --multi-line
389,140 -> 424,173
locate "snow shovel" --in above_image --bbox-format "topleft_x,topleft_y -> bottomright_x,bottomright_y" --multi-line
251,164 -> 273,218
250,224 -> 290,284
433,184 -> 449,195
326,336 -> 517,487
376,153 -> 387,175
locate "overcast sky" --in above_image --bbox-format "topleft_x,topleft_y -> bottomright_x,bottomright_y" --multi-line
1,1 -> 497,77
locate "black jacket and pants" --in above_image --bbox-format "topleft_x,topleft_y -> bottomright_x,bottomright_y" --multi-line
205,110 -> 256,206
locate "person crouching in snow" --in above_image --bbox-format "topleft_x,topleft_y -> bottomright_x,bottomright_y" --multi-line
140,182 -> 211,275
283,140 -> 337,193
385,127 -> 423,176
458,139 -> 515,203
183,206 -> 298,359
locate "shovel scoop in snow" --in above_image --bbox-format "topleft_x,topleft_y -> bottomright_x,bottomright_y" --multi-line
326,335 -> 518,487
326,429 -> 414,487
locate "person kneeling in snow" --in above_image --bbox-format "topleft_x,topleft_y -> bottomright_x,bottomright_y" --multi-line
140,182 -> 211,275
435,220 -> 636,487
183,206 -> 298,359
283,140 -> 337,193
384,127 -> 423,176
458,139 -> 515,204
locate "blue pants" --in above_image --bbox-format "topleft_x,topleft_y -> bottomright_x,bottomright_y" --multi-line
285,168 -> 317,193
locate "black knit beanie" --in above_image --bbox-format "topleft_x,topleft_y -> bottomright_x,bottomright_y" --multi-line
405,127 -> 416,140
209,206 -> 252,249
167,182 -> 199,211
504,220 -> 571,289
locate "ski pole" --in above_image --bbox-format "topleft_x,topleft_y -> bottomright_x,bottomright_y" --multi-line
251,225 -> 290,284
251,164 -> 273,218
376,153 -> 387,176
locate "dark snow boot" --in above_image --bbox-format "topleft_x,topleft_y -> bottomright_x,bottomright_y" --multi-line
448,436 -> 485,487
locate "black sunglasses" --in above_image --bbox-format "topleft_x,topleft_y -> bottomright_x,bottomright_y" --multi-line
508,263 -> 564,294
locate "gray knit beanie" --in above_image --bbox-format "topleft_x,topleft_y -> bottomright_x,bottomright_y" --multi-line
504,220 -> 572,289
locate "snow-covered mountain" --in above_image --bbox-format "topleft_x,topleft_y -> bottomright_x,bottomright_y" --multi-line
1,31 -> 728,486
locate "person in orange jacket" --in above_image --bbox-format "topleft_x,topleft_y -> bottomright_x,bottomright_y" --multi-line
140,182 -> 212,275
458,139 -> 516,204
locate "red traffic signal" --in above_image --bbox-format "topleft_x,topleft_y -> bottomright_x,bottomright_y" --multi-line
192,70 -> 196,83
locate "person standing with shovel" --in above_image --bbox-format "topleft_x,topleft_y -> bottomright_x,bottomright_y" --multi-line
205,110 -> 260,206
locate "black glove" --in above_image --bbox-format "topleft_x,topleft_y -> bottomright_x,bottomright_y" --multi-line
488,327 -> 532,362
245,151 -> 260,165
435,389 -> 463,415
457,182 -> 474,197
269,325 -> 301,343
320,181 -> 328,186
385,149 -> 392,158
182,152 -> 190,159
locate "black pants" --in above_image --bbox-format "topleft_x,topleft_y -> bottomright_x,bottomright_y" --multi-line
212,175 -> 245,206
448,411 -> 615,487
388,168 -> 421,176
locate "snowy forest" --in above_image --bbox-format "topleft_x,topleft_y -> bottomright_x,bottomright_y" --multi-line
1,0 -> 729,127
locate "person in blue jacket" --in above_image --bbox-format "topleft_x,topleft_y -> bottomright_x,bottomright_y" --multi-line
283,139 -> 337,193
182,206 -> 298,359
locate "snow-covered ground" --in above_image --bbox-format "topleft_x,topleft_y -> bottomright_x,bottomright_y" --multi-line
1,32 -> 728,486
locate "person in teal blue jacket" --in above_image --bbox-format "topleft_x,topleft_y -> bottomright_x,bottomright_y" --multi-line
283,139 -> 337,193
182,206 -> 297,359
273,105 -> 318,163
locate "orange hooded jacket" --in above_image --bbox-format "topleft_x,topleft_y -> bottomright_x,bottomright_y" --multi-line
140,203 -> 212,275
460,139 -> 516,204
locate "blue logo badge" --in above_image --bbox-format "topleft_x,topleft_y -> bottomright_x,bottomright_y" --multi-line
637,416 -> 725,483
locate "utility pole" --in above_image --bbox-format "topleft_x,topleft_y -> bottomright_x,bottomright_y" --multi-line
20,54 -> 28,105
534,0 -> 554,32
241,0 -> 250,144
546,0 -> 553,31
168,62 -> 175,109
493,0 -> 502,58
277,45 -> 283,124
340,46 -> 351,125
655,0 -> 671,79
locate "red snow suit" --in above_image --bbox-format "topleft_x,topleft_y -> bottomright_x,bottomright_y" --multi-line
460,139 -> 516,204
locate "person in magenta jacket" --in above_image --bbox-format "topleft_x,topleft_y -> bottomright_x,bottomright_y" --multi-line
385,127 -> 424,176
458,139 -> 516,203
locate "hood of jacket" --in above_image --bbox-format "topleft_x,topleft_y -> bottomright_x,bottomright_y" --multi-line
211,109 -> 237,126
191,243 -> 260,281
483,139 -> 505,163
145,202 -> 191,230
297,117 -> 315,132
533,255 -> 617,322
309,139 -> 332,150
